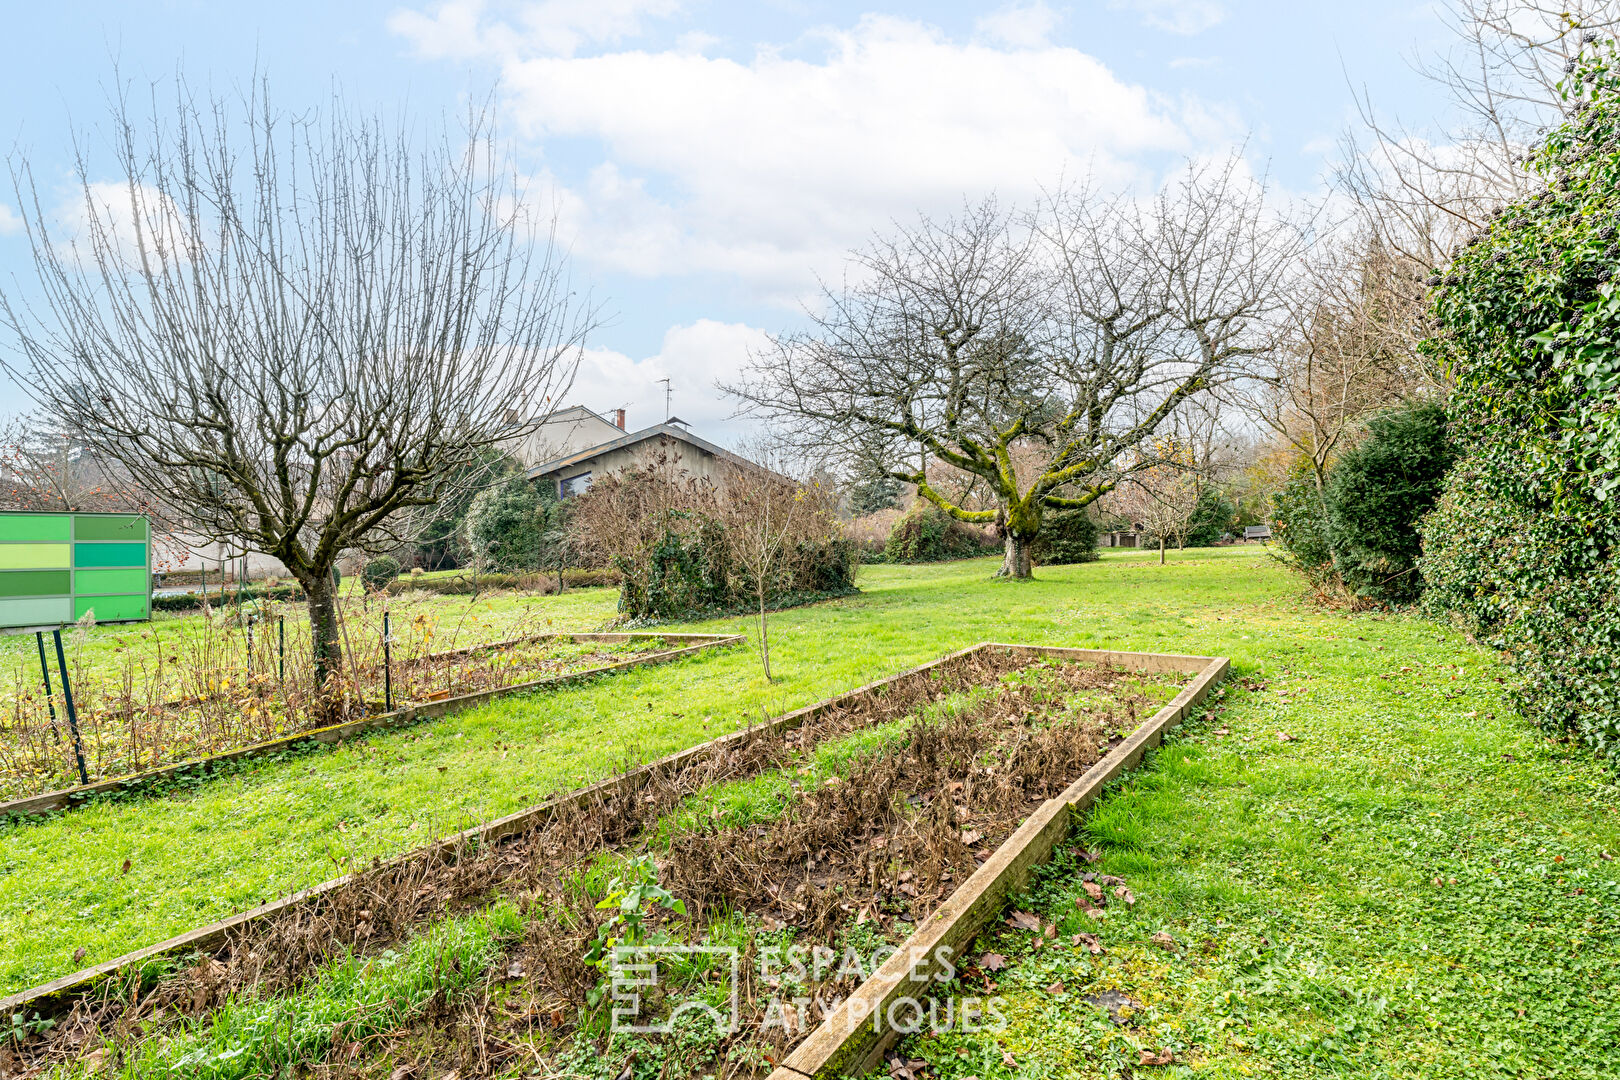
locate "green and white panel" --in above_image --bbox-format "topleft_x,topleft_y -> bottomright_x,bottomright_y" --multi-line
0,512 -> 151,628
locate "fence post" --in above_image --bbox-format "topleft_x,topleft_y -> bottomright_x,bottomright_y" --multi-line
382,610 -> 393,713
51,629 -> 89,787
34,631 -> 61,745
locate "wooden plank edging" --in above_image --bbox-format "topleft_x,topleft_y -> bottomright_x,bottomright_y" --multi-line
0,641 -> 995,1015
0,633 -> 739,819
1,643 -> 1224,1023
768,650 -> 1230,1080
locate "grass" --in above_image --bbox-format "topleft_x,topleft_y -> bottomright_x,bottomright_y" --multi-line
5,547 -> 1619,1078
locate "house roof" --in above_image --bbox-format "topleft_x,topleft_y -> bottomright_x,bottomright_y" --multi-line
524,422 -> 763,479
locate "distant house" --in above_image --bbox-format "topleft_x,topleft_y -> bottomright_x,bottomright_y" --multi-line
517,407 -> 765,499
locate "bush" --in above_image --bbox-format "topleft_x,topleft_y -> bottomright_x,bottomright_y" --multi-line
1032,509 -> 1098,565
1270,466 -> 1339,595
464,474 -> 549,572
152,582 -> 305,611
1185,489 -> 1236,547
1270,401 -> 1451,604
361,555 -> 401,592
1324,401 -> 1453,604
567,458 -> 858,620
1419,48 -> 1620,756
883,504 -> 1000,563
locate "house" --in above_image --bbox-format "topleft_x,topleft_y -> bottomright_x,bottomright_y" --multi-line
519,407 -> 764,498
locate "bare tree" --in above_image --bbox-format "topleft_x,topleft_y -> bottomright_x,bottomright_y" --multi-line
1340,1 -> 1620,266
732,157 -> 1295,580
714,453 -> 838,681
0,80 -> 594,685
1234,232 -> 1426,500
1103,442 -> 1204,565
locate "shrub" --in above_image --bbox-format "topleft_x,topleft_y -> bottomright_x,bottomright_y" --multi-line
1270,402 -> 1451,604
1032,508 -> 1099,565
1419,45 -> 1620,755
1270,465 -> 1339,596
464,474 -> 549,572
1185,488 -> 1237,547
567,456 -> 857,620
1324,401 -> 1453,604
361,555 -> 401,592
883,504 -> 999,563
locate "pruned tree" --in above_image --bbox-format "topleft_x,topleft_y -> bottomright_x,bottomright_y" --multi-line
731,157 -> 1295,579
0,80 -> 594,686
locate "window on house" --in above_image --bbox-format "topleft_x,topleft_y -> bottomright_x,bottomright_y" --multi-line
559,472 -> 592,499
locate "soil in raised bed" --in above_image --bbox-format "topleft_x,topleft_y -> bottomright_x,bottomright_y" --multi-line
5,651 -> 1185,1080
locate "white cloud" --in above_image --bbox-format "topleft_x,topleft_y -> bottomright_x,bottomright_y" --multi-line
420,12 -> 1225,298
974,2 -> 1061,49
388,0 -> 683,59
0,203 -> 21,236
1112,0 -> 1227,36
564,319 -> 770,438
52,181 -> 194,266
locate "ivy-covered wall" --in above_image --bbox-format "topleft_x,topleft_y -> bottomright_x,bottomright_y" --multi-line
1421,44 -> 1620,756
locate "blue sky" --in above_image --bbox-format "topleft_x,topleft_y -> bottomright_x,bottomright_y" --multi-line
0,1 -> 1458,441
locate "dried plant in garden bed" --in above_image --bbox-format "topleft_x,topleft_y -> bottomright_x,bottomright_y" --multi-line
0,597 -> 666,799
4,650 -> 1184,1080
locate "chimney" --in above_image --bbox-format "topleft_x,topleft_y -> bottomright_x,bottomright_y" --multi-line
615,408 -> 626,430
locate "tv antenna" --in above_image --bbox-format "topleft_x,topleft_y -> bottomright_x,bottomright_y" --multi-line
658,377 -> 672,421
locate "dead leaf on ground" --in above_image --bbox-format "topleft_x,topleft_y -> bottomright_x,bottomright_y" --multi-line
1001,1051 -> 1018,1067
1073,932 -> 1104,954
978,952 -> 1007,971
1045,981 -> 1066,994
1276,731 -> 1296,742
120,858 -> 131,875
1114,885 -> 1136,906
1150,931 -> 1179,952
1082,881 -> 1105,903
1139,1049 -> 1174,1066
961,829 -> 985,846
72,946 -> 86,964
1006,910 -> 1042,932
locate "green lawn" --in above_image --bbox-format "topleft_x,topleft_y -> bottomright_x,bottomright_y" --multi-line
4,548 -> 1617,1079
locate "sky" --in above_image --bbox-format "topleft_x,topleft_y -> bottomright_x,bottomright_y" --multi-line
0,1 -> 1462,445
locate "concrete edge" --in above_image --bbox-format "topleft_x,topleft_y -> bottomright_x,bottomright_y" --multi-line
0,633 -> 740,819
769,651 -> 1230,1080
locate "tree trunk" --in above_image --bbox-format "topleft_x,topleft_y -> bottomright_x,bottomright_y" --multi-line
302,570 -> 343,691
1159,536 -> 1166,565
998,531 -> 1034,579
758,582 -> 772,681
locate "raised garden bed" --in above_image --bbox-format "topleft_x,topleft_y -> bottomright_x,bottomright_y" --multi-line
0,632 -> 740,816
0,643 -> 1225,1080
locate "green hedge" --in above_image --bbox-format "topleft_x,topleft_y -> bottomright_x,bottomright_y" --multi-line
1419,43 -> 1620,756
